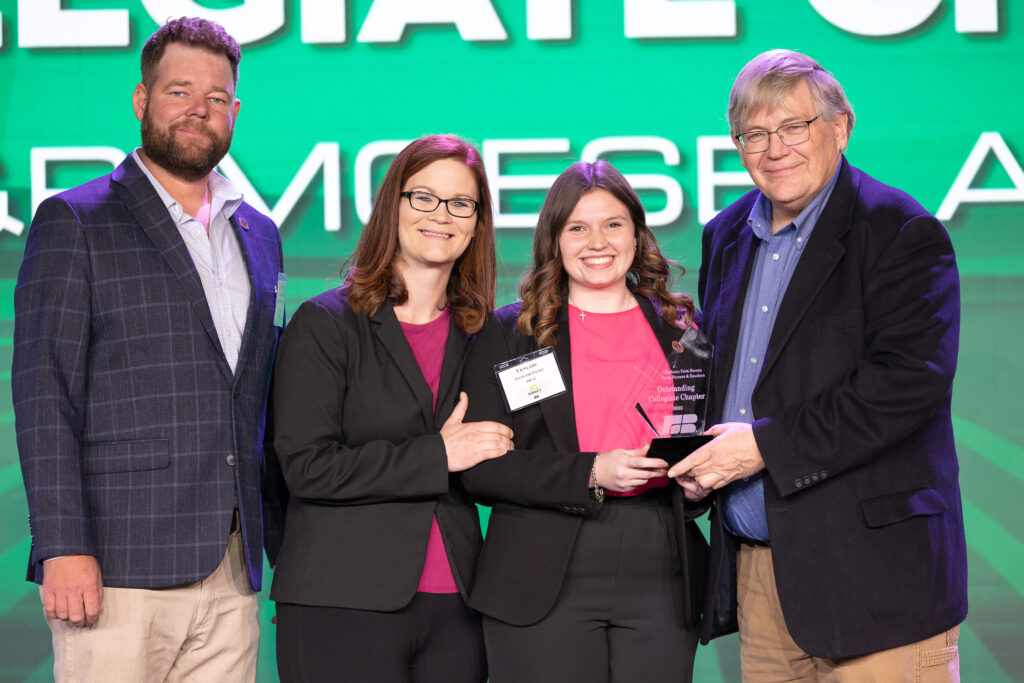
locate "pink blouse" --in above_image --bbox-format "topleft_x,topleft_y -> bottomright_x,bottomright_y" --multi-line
400,310 -> 459,593
568,304 -> 672,497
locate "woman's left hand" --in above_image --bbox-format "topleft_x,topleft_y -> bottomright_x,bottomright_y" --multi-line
594,444 -> 669,493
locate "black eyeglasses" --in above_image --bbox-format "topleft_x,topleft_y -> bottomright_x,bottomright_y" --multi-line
400,191 -> 479,218
734,115 -> 820,153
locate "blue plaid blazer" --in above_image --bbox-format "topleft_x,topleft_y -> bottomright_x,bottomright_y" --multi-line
13,155 -> 284,590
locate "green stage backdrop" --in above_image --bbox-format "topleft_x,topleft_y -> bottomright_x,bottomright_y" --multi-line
0,1 -> 1022,680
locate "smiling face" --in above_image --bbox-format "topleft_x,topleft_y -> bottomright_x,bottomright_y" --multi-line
133,42 -> 239,182
558,189 -> 636,302
396,158 -> 479,273
734,79 -> 848,230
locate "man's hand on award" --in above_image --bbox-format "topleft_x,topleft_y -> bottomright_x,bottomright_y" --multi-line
667,422 -> 765,491
594,444 -> 668,493
41,554 -> 104,627
441,392 -> 515,472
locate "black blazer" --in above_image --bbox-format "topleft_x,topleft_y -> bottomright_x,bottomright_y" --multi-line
698,159 -> 967,658
268,290 -> 483,610
13,156 -> 283,590
460,295 -> 708,627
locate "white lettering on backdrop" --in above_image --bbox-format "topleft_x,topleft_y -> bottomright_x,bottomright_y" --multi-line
10,0 -> 1000,49
17,133 -> 1021,235
938,132 -> 1024,221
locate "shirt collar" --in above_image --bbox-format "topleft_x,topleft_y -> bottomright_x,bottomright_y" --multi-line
747,161 -> 843,243
131,148 -> 244,226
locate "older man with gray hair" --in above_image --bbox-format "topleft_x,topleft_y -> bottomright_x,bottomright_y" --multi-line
670,49 -> 966,681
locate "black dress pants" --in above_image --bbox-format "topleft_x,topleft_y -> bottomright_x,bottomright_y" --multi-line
483,495 -> 699,683
276,592 -> 486,683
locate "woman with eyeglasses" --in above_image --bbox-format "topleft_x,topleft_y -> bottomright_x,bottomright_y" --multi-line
269,135 -> 512,683
459,160 -> 709,682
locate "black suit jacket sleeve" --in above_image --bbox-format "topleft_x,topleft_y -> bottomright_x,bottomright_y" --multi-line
261,229 -> 287,567
460,306 -> 597,512
272,298 -> 450,505
261,371 -> 287,566
751,210 -> 959,497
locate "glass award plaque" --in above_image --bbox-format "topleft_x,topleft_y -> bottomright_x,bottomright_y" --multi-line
635,325 -> 714,465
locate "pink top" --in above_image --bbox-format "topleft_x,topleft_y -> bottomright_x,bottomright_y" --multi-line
400,309 -> 459,594
569,304 -> 672,497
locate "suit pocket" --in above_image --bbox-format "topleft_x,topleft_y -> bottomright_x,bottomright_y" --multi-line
83,439 -> 170,474
860,487 -> 947,528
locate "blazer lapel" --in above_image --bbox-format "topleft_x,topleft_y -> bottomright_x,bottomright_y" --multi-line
230,208 -> 270,381
712,222 -> 759,418
434,318 -> 469,429
111,157 -> 229,374
757,160 -> 855,385
538,305 -> 582,453
372,301 -> 436,432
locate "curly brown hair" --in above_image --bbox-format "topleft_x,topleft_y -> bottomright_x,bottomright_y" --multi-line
343,135 -> 496,334
141,17 -> 241,90
517,160 -> 693,347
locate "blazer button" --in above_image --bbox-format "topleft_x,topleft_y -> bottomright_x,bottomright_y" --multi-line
794,479 -> 802,488
226,454 -> 237,466
233,387 -> 240,398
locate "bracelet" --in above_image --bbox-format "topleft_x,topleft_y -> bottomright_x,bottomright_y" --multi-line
589,453 -> 605,503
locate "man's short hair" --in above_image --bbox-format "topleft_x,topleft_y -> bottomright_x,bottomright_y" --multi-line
140,17 -> 241,90
728,49 -> 855,139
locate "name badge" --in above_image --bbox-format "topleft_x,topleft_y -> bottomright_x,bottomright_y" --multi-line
273,272 -> 287,327
494,347 -> 567,413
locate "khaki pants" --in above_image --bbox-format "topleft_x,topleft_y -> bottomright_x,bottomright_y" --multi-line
737,541 -> 960,682
46,528 -> 258,683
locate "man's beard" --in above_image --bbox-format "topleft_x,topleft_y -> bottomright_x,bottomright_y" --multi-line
140,107 -> 232,182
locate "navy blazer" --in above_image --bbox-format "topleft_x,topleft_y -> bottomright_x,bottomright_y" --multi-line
698,158 -> 967,657
269,291 -> 484,611
460,295 -> 709,627
13,155 -> 283,591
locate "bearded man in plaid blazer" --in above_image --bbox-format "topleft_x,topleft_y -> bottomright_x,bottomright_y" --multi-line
13,17 -> 284,682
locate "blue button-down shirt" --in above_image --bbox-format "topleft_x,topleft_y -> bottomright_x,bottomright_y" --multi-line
132,150 -> 250,373
720,165 -> 841,540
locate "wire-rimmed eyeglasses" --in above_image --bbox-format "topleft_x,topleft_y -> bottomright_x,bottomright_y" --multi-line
734,115 -> 820,154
